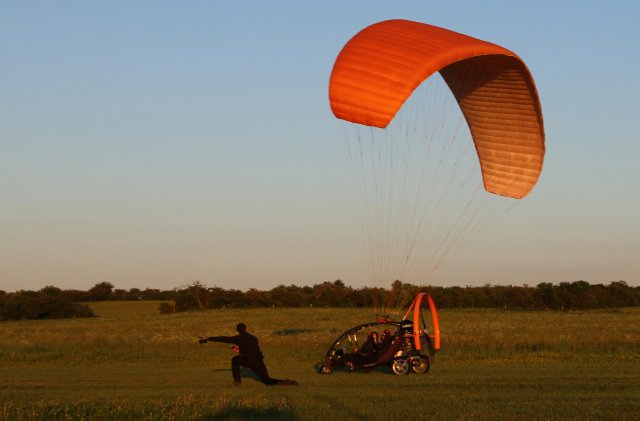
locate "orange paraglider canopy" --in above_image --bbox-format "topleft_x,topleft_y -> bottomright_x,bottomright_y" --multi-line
329,19 -> 545,199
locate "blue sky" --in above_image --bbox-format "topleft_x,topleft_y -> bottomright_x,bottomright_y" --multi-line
2,1 -> 639,292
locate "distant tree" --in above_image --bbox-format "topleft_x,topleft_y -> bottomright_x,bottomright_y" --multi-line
40,285 -> 62,296
189,282 -> 207,309
61,289 -> 88,302
0,289 -> 94,321
140,288 -> 165,300
271,285 -> 307,307
312,281 -> 352,307
244,288 -> 272,307
88,282 -> 114,301
348,287 -> 375,307
127,288 -> 142,300
535,282 -> 561,309
111,289 -> 128,300
606,281 -> 639,307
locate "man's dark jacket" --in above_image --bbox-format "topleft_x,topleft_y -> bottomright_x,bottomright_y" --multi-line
207,332 -> 264,359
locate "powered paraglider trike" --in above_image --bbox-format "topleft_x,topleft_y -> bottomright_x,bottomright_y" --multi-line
320,293 -> 440,376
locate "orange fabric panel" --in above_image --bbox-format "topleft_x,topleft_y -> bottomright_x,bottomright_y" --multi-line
329,19 -> 545,199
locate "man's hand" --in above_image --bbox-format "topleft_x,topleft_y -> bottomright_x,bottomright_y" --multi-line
231,345 -> 239,353
198,336 -> 208,345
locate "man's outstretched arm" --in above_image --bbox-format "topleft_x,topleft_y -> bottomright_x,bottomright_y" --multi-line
198,335 -> 238,344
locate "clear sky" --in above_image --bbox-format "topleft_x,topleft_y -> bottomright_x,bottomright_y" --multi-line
2,1 -> 639,292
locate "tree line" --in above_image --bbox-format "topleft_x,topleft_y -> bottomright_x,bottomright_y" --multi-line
1,280 -> 638,321
162,280 -> 639,312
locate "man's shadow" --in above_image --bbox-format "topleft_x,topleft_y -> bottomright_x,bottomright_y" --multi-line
209,367 -> 266,383
196,408 -> 299,421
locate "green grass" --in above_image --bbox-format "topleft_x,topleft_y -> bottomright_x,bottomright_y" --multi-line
1,303 -> 639,420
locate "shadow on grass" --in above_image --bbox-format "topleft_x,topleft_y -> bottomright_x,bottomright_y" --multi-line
210,367 -> 293,385
315,361 -> 395,376
197,407 -> 298,420
273,328 -> 311,336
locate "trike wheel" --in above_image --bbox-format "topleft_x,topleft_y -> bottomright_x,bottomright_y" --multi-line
391,357 -> 410,375
411,356 -> 430,374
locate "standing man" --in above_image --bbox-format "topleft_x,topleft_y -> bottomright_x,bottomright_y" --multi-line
199,322 -> 297,386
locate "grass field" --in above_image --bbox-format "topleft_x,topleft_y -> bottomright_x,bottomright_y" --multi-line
1,302 -> 639,420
